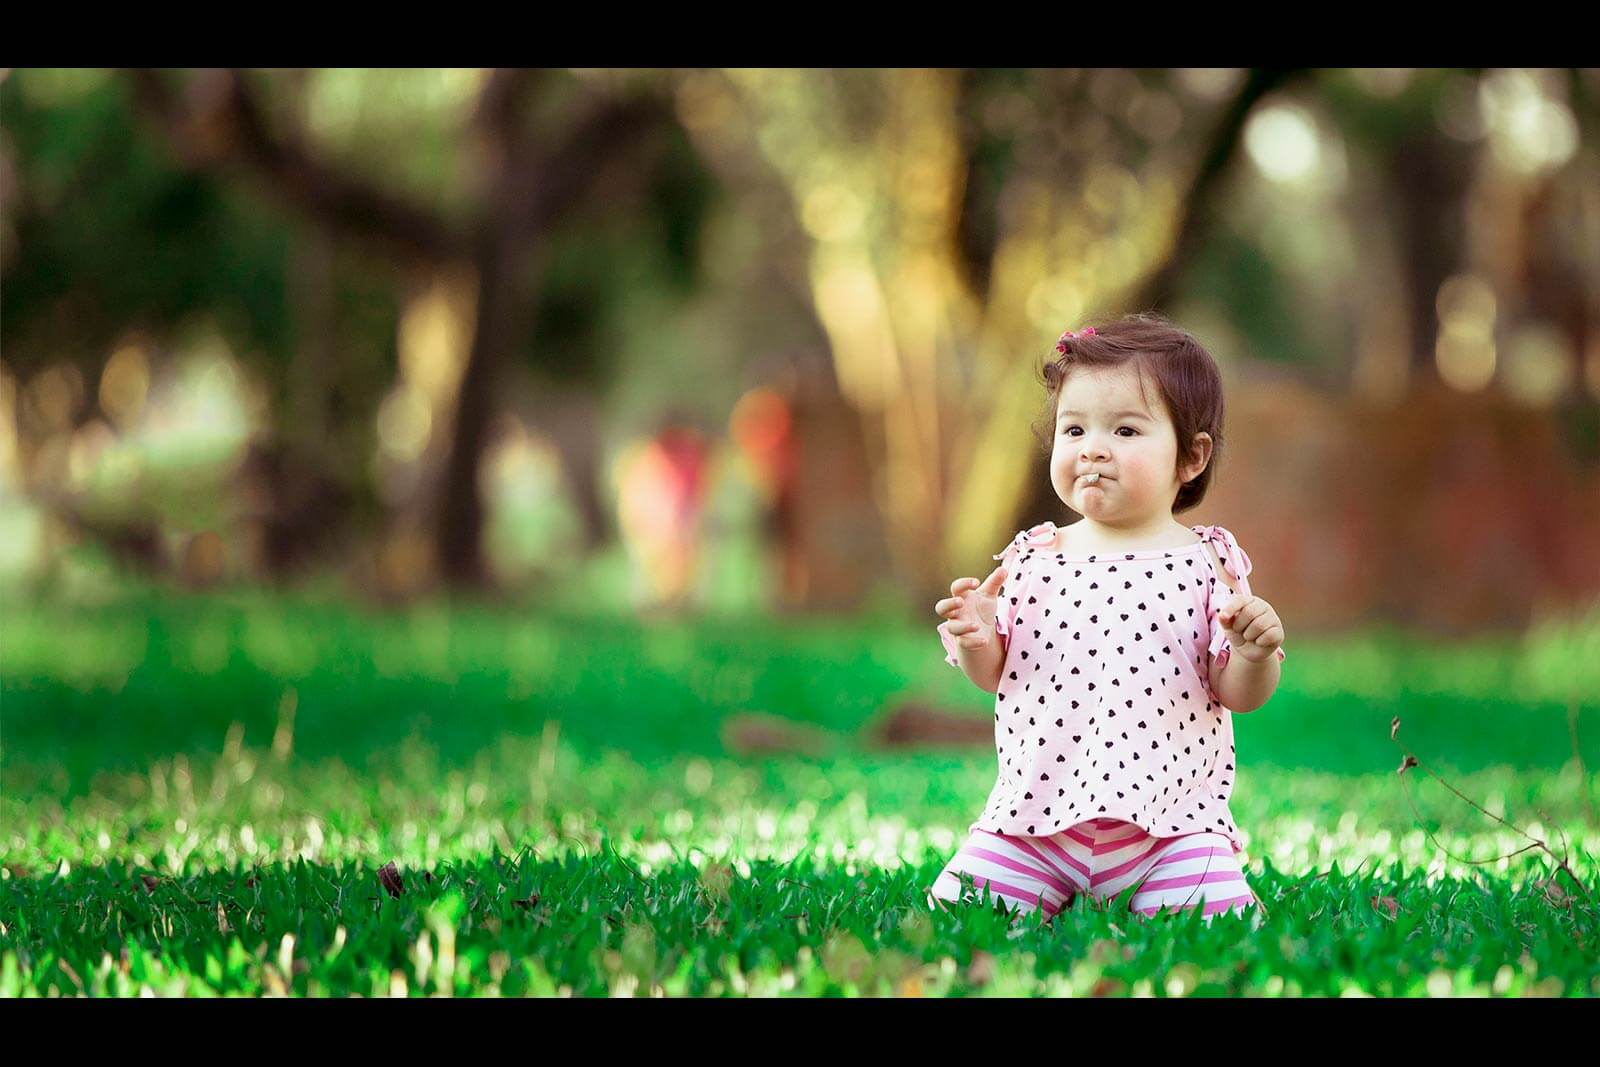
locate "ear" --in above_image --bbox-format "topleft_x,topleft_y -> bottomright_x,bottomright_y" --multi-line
1180,432 -> 1213,485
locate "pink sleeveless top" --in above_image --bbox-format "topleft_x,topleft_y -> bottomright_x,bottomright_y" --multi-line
937,522 -> 1287,850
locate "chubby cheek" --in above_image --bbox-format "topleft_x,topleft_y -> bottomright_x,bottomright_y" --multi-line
1049,446 -> 1077,502
1116,452 -> 1159,495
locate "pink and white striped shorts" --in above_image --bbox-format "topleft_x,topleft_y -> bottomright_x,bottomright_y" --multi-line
927,819 -> 1259,922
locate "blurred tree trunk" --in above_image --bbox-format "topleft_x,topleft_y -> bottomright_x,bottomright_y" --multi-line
1029,68 -> 1306,538
1508,77 -> 1599,469
126,68 -> 673,589
537,386 -> 608,551
1316,72 -> 1481,389
719,69 -> 1301,608
245,224 -> 354,577
436,232 -> 527,585
1387,127 -> 1476,382
289,226 -> 336,458
1134,68 -> 1306,312
1555,68 -> 1596,399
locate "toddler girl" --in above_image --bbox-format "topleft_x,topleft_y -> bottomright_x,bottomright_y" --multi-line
931,314 -> 1287,927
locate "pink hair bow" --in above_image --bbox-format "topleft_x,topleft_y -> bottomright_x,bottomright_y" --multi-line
1055,326 -> 1096,355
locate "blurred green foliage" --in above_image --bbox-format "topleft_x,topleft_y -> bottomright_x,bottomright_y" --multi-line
2,72 -> 299,376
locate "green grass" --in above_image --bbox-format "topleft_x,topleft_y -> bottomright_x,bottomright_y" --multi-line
3,589 -> 1598,996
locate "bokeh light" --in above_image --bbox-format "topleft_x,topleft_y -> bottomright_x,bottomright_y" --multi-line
1434,273 -> 1498,393
98,343 -> 150,428
1501,321 -> 1573,407
1480,69 -> 1578,177
1245,104 -> 1322,186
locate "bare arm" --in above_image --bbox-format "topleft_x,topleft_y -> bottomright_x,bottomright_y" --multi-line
936,565 -> 1010,694
1202,540 -> 1283,713
951,624 -> 1007,694
1210,652 -> 1280,714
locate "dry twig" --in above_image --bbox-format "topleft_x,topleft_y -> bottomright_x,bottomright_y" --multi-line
1390,716 -> 1593,903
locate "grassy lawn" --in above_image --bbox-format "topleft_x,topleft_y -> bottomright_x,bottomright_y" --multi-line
2,590 -> 1598,996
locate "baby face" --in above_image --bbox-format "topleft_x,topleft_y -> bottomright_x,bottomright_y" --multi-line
1049,365 -> 1185,526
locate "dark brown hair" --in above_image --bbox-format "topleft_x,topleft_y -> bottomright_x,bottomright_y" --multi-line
1031,312 -> 1225,514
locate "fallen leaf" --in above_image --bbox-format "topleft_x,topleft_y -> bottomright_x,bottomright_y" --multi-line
378,861 -> 404,898
699,862 -> 734,901
1088,939 -> 1120,964
1371,895 -> 1399,920
721,712 -> 836,757
1390,716 -> 1401,741
1397,755 -> 1417,775
140,875 -> 160,893
869,702 -> 993,750
511,894 -> 540,911
1541,878 -> 1571,908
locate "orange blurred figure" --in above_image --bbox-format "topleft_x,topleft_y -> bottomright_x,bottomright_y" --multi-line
728,385 -> 802,604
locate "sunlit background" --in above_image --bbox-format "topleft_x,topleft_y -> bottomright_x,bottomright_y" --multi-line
2,68 -> 1594,630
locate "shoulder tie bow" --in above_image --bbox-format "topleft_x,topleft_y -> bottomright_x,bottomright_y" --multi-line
996,521 -> 1060,560
1192,524 -> 1254,584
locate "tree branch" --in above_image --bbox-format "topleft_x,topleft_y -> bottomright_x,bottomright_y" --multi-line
471,68 -> 547,184
508,88 -> 677,235
1133,68 -> 1312,313
125,68 -> 462,264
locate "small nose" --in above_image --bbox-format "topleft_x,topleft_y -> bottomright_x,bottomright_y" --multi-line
1080,441 -> 1110,463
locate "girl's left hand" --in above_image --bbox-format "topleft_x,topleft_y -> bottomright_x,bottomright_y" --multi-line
1217,595 -> 1285,663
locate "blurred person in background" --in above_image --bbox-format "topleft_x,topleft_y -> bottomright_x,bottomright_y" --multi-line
613,415 -> 711,614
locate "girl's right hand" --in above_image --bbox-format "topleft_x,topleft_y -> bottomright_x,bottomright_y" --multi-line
934,565 -> 1008,650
